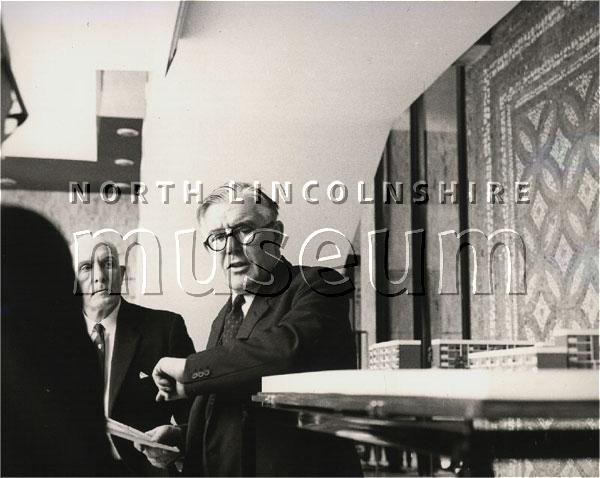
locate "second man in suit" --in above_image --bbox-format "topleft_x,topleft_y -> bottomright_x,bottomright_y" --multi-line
75,236 -> 195,476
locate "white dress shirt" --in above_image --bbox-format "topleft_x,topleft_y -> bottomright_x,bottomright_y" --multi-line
84,300 -> 121,459
84,300 -> 120,415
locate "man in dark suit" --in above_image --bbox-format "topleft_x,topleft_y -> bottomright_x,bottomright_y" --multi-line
74,236 -> 195,476
142,183 -> 362,476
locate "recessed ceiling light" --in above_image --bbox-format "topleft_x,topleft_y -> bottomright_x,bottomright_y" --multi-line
114,158 -> 135,167
116,127 -> 139,138
0,177 -> 17,187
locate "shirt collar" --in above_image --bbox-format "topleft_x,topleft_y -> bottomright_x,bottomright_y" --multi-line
84,299 -> 121,336
232,292 -> 254,316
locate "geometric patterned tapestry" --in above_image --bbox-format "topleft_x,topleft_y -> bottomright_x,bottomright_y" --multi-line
466,2 -> 598,475
467,0 -> 599,344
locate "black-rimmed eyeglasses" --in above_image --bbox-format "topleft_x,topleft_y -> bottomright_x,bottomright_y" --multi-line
204,221 -> 276,252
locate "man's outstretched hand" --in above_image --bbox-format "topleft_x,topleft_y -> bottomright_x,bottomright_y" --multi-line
152,357 -> 187,402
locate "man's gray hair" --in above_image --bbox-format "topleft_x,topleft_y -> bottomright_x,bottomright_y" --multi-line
197,182 -> 279,224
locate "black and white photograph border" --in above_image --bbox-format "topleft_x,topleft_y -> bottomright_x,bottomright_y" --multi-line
1,1 -> 598,477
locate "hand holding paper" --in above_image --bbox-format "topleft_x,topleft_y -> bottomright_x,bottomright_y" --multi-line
134,425 -> 183,469
106,418 -> 179,453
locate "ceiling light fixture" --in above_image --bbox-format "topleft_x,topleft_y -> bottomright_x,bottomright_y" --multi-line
114,158 -> 135,167
116,127 -> 139,138
0,177 -> 17,187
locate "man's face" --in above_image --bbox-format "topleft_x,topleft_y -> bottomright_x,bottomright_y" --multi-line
76,241 -> 123,317
200,201 -> 283,293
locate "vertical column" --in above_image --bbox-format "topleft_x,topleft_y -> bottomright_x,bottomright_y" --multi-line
410,96 -> 431,368
456,64 -> 472,340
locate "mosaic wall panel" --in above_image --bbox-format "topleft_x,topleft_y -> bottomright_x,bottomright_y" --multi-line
466,0 -> 599,342
466,1 -> 599,475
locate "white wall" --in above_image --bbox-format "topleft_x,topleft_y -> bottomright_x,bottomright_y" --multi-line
2,1 -> 179,160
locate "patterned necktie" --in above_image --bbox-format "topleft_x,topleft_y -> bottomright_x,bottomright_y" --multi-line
220,295 -> 246,345
92,323 -> 106,382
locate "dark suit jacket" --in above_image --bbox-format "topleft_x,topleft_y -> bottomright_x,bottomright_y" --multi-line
181,257 -> 362,476
108,300 -> 195,476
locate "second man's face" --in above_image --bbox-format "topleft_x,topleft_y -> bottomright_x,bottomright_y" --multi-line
76,242 -> 123,316
201,201 -> 283,293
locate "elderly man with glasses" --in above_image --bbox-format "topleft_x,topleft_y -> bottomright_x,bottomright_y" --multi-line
141,182 -> 361,476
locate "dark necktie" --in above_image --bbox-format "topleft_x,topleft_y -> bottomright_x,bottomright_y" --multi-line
220,295 -> 246,345
92,323 -> 106,381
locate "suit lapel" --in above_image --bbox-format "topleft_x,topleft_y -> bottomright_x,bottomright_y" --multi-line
236,258 -> 292,339
108,300 -> 141,415
206,299 -> 231,349
236,296 -> 271,339
208,258 -> 293,343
